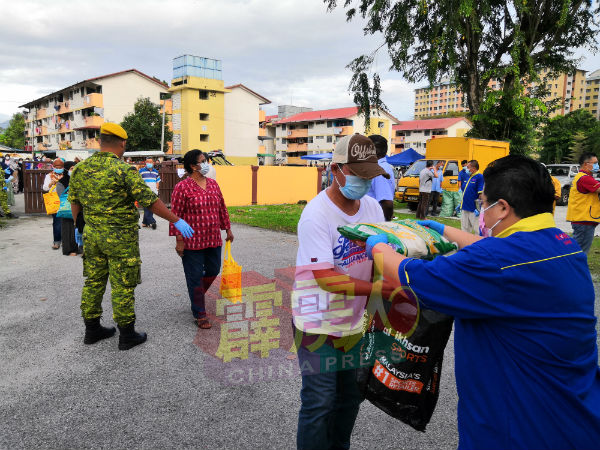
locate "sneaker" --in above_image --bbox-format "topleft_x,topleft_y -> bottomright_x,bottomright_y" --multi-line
151,223 -> 157,230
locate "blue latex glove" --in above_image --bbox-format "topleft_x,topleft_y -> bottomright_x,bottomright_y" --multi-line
174,218 -> 195,238
474,209 -> 480,217
74,229 -> 83,247
365,234 -> 389,259
417,220 -> 445,236
7,176 -> 14,182
2,186 -> 6,191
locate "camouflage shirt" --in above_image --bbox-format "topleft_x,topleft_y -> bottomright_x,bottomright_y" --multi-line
68,152 -> 158,229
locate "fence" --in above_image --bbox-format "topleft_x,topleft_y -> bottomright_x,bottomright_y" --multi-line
22,162 -> 323,214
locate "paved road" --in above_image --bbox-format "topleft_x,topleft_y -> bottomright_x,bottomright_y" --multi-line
1,195 -> 598,449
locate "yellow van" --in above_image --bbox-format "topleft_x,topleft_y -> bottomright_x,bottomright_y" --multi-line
396,137 -> 510,210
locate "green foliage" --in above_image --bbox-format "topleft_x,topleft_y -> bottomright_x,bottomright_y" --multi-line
0,113 -> 25,149
120,97 -> 173,152
326,0 -> 599,153
540,109 -> 598,163
417,111 -> 469,120
583,122 -> 600,155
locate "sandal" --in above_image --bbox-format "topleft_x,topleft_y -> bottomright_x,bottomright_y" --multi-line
196,318 -> 212,329
52,244 -> 60,250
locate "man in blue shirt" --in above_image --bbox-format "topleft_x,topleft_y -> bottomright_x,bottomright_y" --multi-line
366,135 -> 396,220
366,155 -> 600,450
138,158 -> 161,229
457,159 -> 469,191
428,160 -> 444,216
460,159 -> 484,233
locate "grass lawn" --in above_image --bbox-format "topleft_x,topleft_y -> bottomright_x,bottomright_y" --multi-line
227,204 -> 600,279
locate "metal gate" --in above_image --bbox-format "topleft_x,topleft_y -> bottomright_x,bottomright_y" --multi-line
23,167 -> 52,214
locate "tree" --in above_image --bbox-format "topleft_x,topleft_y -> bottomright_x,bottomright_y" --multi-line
120,97 -> 172,152
583,122 -> 600,155
540,109 -> 598,163
326,0 -> 599,154
0,113 -> 25,149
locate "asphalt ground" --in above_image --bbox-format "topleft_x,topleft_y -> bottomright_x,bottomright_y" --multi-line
1,194 -> 598,449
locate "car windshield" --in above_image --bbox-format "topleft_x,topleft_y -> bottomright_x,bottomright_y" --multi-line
404,160 -> 429,177
547,166 -> 571,177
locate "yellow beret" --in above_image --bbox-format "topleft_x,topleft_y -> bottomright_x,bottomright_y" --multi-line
100,122 -> 128,140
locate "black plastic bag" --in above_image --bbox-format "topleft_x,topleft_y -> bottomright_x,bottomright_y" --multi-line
356,304 -> 454,432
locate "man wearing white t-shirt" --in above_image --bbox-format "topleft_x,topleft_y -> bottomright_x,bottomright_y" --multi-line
293,133 -> 396,450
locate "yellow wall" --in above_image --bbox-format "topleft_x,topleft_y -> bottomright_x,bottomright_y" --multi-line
256,167 -> 319,205
213,166 -> 253,206
227,156 -> 258,166
368,118 -> 392,154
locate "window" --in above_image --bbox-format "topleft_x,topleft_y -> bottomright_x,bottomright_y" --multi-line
308,122 -> 314,129
200,134 -> 209,142
199,113 -> 209,120
316,121 -> 324,125
378,121 -> 385,128
445,161 -> 459,176
326,136 -> 332,143
281,124 -> 286,130
424,130 -> 430,136
308,137 -> 313,143
315,135 -> 323,140
199,90 -> 209,100
327,121 -> 333,128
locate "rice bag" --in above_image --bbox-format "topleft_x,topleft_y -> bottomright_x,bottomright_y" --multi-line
337,219 -> 457,259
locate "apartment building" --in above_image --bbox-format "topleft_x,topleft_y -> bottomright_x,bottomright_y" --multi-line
584,69 -> 600,119
273,106 -> 399,165
392,117 -> 472,154
224,84 -> 271,165
414,69 -> 588,119
20,69 -> 171,159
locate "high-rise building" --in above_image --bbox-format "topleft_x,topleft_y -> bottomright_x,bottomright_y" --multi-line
413,69 -> 588,119
20,69 -> 171,159
584,69 -> 600,119
391,117 -> 472,154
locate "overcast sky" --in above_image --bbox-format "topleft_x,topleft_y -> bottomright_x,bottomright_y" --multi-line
1,0 -> 599,123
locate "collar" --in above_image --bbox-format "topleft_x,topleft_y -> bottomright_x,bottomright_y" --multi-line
95,151 -> 118,159
496,213 -> 556,238
468,170 -> 479,178
580,169 -> 592,176
378,157 -> 387,163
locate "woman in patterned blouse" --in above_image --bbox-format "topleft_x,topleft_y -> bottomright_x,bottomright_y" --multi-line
169,150 -> 234,328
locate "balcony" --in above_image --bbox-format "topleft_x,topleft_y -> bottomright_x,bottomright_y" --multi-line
84,116 -> 104,128
259,110 -> 266,123
86,138 -> 100,149
287,129 -> 308,139
37,142 -> 50,151
58,101 -> 72,115
287,142 -> 308,152
333,126 -> 353,136
59,140 -> 72,150
83,93 -> 103,109
391,136 -> 405,145
161,99 -> 172,114
36,109 -> 47,120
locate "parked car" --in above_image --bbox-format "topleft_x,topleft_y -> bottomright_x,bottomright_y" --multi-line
546,164 -> 579,205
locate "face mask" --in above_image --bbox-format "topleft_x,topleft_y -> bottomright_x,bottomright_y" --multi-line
335,171 -> 372,200
199,162 -> 210,175
53,168 -> 64,174
146,163 -> 153,169
68,170 -> 73,176
482,201 -> 502,235
593,163 -> 599,173
462,166 -> 467,171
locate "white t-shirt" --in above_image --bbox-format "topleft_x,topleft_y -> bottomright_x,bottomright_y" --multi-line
292,190 -> 385,336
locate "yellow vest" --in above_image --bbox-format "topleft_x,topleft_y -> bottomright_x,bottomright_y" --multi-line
566,172 -> 600,223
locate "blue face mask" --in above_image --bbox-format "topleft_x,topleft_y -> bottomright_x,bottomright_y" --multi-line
593,163 -> 599,173
53,168 -> 64,174
200,162 -> 210,175
146,163 -> 153,169
336,171 -> 372,200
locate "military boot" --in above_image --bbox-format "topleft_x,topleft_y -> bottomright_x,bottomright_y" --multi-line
118,322 -> 147,351
84,318 -> 116,345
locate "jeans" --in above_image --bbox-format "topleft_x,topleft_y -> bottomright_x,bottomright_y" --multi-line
142,207 -> 156,225
52,214 -> 62,244
296,329 -> 363,450
429,191 -> 441,215
572,223 -> 597,254
181,247 -> 222,318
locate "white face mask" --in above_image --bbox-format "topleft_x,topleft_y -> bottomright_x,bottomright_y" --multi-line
482,201 -> 502,235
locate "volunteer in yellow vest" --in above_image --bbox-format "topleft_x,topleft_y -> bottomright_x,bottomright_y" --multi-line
566,152 -> 600,254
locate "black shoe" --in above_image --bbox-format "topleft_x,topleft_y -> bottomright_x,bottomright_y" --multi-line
7,212 -> 18,219
151,223 -> 156,230
84,318 -> 116,345
118,322 -> 147,351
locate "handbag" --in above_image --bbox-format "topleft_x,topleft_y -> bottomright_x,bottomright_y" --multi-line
43,184 -> 60,215
219,241 -> 243,303
56,186 -> 72,219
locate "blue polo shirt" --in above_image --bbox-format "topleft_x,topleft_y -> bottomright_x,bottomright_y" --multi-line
431,168 -> 443,193
397,213 -> 600,450
458,168 -> 470,191
367,157 -> 396,202
460,172 -> 483,212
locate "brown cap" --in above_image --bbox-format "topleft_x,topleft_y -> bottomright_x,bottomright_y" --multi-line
332,133 -> 390,179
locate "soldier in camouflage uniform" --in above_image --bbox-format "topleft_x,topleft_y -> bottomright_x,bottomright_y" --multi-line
0,169 -> 17,219
69,123 -> 195,350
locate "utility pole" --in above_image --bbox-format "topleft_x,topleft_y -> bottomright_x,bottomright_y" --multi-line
159,92 -> 171,153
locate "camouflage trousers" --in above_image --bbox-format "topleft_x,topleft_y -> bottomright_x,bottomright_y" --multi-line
81,226 -> 141,326
0,178 -> 10,215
